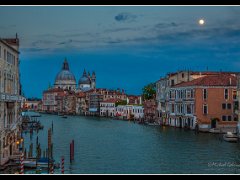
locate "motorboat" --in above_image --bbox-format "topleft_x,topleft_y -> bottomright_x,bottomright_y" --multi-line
16,158 -> 59,169
62,115 -> 67,118
223,132 -> 238,143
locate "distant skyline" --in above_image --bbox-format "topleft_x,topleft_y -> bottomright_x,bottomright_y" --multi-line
0,6 -> 240,98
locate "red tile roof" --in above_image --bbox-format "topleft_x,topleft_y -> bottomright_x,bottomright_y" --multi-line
77,92 -> 86,98
173,74 -> 237,88
43,88 -> 65,93
190,71 -> 237,76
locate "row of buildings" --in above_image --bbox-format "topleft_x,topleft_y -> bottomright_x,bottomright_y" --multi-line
40,60 -> 144,120
149,71 -> 240,132
0,36 -> 23,166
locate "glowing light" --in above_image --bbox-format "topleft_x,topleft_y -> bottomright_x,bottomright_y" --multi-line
199,19 -> 205,25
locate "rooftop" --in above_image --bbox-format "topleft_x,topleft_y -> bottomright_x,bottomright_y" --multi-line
173,74 -> 237,88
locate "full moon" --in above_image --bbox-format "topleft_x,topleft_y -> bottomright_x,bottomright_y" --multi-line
199,19 -> 205,25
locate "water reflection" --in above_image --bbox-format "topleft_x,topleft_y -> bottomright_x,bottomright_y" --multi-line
23,114 -> 240,174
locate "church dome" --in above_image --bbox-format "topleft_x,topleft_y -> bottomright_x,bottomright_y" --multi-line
55,59 -> 76,85
55,70 -> 76,82
78,69 -> 91,85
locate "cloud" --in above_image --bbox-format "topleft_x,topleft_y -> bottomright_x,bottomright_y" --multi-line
154,22 -> 178,29
22,16 -> 240,55
114,12 -> 137,22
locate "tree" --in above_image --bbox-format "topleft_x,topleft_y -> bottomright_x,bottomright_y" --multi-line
142,83 -> 156,100
115,100 -> 127,106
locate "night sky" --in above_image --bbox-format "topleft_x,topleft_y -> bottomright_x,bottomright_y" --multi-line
0,6 -> 240,98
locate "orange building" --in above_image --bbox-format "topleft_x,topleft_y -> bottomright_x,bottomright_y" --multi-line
168,73 -> 238,131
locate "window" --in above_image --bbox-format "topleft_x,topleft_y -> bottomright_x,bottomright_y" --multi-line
203,89 -> 207,100
234,116 -> 238,121
228,116 -> 232,121
233,90 -> 237,100
4,49 -> 6,60
203,104 -> 208,115
222,103 -> 226,109
227,103 -> 231,109
182,73 -> 184,78
222,115 -> 226,121
171,104 -> 175,113
224,89 -> 229,100
171,79 -> 175,86
187,104 -> 191,114
186,90 -> 191,98
191,89 -> 194,98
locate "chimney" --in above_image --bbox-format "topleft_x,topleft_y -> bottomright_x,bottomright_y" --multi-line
229,78 -> 232,85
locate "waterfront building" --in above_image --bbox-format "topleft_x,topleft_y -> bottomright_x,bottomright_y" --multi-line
22,98 -> 41,111
143,99 -> 157,123
42,88 -> 77,114
42,88 -> 65,113
235,74 -> 240,136
168,73 -> 238,131
0,36 -> 23,166
156,71 -> 193,125
78,69 -> 96,91
100,99 -> 120,117
97,88 -> 126,101
156,77 -> 169,125
156,71 -> 239,126
127,95 -> 142,105
116,105 -> 144,120
54,59 -> 76,91
62,90 -> 76,115
89,93 -> 103,116
76,92 -> 87,115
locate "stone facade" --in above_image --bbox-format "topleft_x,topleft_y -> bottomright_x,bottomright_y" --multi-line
0,37 -> 23,166
143,99 -> 157,123
76,92 -> 87,115
116,105 -> 144,120
100,99 -> 118,117
168,73 -> 238,131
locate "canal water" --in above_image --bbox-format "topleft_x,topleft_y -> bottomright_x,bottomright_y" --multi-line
23,114 -> 240,174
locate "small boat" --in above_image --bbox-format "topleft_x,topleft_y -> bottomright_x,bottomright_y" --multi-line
62,115 -> 67,118
147,122 -> 158,126
223,132 -> 238,143
16,158 -> 59,169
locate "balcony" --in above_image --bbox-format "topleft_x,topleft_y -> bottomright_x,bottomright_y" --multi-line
0,93 -> 23,102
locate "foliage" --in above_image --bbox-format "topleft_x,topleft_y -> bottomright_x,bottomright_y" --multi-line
211,118 -> 220,122
142,83 -> 156,100
115,100 -> 127,106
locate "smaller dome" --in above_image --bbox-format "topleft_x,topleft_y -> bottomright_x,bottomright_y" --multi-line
79,76 -> 91,85
78,69 -> 91,85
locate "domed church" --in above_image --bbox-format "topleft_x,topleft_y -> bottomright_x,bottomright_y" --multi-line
54,58 -> 77,91
78,69 -> 96,91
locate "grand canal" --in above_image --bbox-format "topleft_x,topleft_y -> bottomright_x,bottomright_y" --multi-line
23,114 -> 240,174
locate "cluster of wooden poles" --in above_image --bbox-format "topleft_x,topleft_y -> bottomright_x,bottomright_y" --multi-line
19,124 -> 75,174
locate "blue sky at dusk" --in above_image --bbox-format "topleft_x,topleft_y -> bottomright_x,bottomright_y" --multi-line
0,6 -> 240,98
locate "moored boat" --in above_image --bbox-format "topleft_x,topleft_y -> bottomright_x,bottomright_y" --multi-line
223,132 -> 238,143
